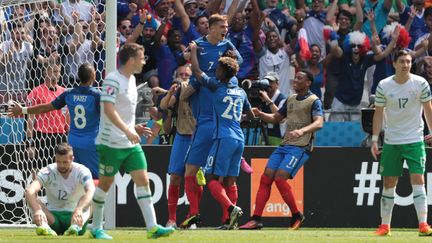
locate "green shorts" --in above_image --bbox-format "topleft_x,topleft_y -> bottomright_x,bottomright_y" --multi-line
380,141 -> 426,176
96,144 -> 147,176
50,211 -> 87,235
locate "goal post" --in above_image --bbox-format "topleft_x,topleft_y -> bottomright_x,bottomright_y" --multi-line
0,0 -> 111,227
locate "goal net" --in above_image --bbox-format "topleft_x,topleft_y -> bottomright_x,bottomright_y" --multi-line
0,0 -> 106,226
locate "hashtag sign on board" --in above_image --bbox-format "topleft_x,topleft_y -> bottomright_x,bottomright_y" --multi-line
353,162 -> 381,206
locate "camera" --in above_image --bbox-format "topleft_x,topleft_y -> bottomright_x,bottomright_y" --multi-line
241,79 -> 270,108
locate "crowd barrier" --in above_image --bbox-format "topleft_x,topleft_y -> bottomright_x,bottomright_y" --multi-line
1,145 -> 431,227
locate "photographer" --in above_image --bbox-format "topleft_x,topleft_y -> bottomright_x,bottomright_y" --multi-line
259,72 -> 287,145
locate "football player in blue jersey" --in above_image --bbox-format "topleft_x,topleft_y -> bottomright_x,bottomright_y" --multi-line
179,14 -> 243,228
9,63 -> 101,179
189,42 -> 255,230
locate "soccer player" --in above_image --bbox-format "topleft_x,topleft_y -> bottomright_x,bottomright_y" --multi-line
371,50 -> 432,237
25,143 -> 95,236
8,63 -> 101,179
159,65 -> 196,228
189,42 -> 255,229
180,13 -> 242,229
90,43 -> 174,239
239,70 -> 324,230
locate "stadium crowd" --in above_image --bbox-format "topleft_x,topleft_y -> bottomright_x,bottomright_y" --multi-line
4,0 -> 432,145
3,0 -> 432,238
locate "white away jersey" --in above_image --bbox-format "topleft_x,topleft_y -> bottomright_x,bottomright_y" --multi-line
96,70 -> 138,148
375,74 -> 432,144
36,162 -> 92,212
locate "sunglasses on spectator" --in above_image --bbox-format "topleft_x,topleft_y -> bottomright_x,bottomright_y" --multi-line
178,72 -> 191,77
121,25 -> 133,30
350,44 -> 362,48
245,8 -> 252,12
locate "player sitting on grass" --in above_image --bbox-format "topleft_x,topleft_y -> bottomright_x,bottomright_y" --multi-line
25,143 -> 95,236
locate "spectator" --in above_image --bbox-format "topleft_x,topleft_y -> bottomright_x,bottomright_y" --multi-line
60,0 -> 94,25
172,0 -> 196,42
324,0 -> 363,109
301,0 -> 327,60
118,18 -> 133,46
32,24 -> 62,89
361,0 -> 392,38
255,29 -> 295,97
226,0 -> 262,80
154,12 -> 187,90
396,0 -> 428,49
65,12 -> 103,87
127,12 -> 159,84
329,31 -> 385,121
184,0 -> 199,20
0,22 -> 33,103
262,0 -> 297,44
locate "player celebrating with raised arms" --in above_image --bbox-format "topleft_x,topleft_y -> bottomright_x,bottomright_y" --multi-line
179,13 -> 243,229
25,143 -> 94,236
189,41 -> 255,229
371,50 -> 432,237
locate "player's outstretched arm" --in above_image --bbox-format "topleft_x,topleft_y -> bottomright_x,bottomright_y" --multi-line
253,108 -> 284,124
103,102 -> 140,144
7,101 -> 55,117
25,179 -> 46,226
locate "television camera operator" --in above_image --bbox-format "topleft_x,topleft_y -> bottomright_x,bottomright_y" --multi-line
242,72 -> 287,145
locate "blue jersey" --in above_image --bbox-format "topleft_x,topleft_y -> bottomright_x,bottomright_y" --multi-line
194,37 -> 243,78
51,86 -> 101,150
189,37 -> 243,122
201,74 -> 251,141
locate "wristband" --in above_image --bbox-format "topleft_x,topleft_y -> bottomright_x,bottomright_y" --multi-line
372,135 -> 378,142
266,101 -> 274,106
22,107 -> 28,114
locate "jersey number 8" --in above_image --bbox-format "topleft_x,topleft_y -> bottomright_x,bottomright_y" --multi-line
74,105 -> 87,129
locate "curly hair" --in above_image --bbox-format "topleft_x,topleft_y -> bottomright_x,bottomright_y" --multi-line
218,56 -> 239,79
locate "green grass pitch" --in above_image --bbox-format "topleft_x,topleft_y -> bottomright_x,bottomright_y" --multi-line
1,228 -> 432,243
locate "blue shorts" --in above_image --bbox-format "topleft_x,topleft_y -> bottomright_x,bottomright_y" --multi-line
168,133 -> 192,176
204,138 -> 244,177
73,147 -> 99,179
184,121 -> 213,167
266,145 -> 309,178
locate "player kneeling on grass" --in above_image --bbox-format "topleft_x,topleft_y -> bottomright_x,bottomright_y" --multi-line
239,70 -> 324,230
25,143 -> 95,236
189,42 -> 255,229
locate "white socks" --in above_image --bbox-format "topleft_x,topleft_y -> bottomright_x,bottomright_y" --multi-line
92,187 -> 108,230
380,187 -> 395,225
136,186 -> 157,230
413,184 -> 428,224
